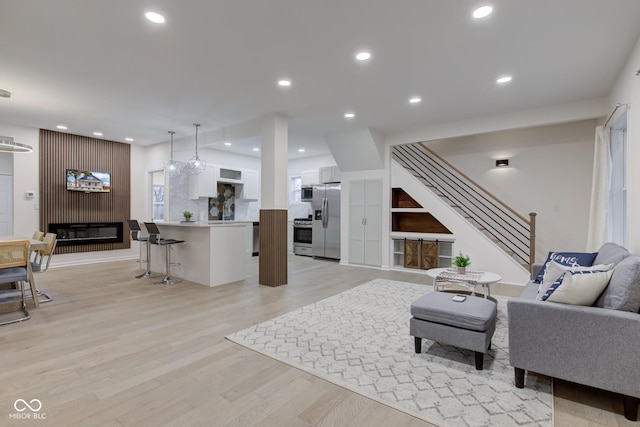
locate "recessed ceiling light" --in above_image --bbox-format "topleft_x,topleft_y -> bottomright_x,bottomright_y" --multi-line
409,96 -> 422,104
298,148 -> 306,153
344,112 -> 355,119
496,75 -> 513,84
125,137 -> 134,142
224,141 -> 232,146
473,5 -> 493,19
145,11 -> 165,24
93,131 -> 103,137
355,51 -> 371,61
252,147 -> 260,152
56,125 -> 68,130
278,79 -> 291,87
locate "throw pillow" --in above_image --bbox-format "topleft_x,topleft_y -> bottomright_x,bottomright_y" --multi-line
594,255 -> 640,312
593,242 -> 631,266
534,251 -> 598,284
541,268 -> 614,305
536,261 -> 614,301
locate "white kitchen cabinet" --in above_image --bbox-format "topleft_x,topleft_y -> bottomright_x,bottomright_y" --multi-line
217,166 -> 243,183
242,168 -> 260,200
188,166 -> 216,200
319,166 -> 341,183
349,179 -> 382,266
301,170 -> 319,186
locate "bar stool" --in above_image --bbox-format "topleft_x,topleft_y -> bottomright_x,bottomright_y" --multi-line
143,222 -> 185,285
128,220 -> 161,279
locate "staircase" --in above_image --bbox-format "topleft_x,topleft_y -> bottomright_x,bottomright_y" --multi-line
392,142 -> 536,269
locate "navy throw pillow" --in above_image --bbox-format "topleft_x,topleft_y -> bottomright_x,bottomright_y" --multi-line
534,251 -> 598,284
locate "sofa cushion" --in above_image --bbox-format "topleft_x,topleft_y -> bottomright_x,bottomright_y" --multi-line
534,252 -> 598,283
541,268 -> 614,305
593,242 -> 631,266
594,255 -> 640,312
536,261 -> 614,301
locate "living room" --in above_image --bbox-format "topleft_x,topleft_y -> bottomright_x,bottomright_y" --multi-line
1,2 -> 640,426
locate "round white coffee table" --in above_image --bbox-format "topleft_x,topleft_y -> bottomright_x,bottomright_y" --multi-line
426,267 -> 502,299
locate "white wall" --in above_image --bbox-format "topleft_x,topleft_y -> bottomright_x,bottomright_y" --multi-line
0,123 -> 40,236
0,152 -> 12,173
288,154 -> 336,176
425,119 -> 598,259
608,33 -> 640,254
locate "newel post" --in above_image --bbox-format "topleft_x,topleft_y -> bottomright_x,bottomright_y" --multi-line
529,212 -> 537,272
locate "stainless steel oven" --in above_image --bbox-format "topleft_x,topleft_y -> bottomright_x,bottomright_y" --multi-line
293,218 -> 313,256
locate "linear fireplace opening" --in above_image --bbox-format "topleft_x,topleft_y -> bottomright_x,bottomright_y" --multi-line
48,222 -> 124,246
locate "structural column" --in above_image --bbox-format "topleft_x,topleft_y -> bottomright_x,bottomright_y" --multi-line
259,113 -> 288,286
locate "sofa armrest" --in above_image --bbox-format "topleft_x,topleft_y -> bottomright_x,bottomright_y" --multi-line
530,262 -> 544,280
507,297 -> 640,398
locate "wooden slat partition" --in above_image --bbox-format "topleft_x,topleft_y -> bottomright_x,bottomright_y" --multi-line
39,130 -> 131,254
259,209 -> 288,286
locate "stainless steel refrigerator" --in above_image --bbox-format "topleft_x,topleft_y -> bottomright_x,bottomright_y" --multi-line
312,183 -> 341,259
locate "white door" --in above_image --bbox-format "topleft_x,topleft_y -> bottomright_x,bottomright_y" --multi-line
348,180 -> 365,264
364,179 -> 382,266
348,179 -> 382,266
0,174 -> 13,235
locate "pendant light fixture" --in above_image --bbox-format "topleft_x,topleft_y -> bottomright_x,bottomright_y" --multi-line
164,130 -> 183,176
0,135 -> 33,153
187,123 -> 206,175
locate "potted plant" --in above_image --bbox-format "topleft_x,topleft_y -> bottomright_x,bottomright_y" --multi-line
182,210 -> 194,222
452,252 -> 471,274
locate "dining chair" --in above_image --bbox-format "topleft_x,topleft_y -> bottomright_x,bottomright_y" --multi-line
0,240 -> 32,325
30,231 -> 44,262
29,232 -> 57,303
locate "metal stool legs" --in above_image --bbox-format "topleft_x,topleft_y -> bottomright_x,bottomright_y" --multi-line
154,245 -> 182,285
136,240 -> 161,279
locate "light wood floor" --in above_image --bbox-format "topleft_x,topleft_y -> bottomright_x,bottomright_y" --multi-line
1,255 -> 637,426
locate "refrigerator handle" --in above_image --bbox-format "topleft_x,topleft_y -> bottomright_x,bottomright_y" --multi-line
322,197 -> 328,228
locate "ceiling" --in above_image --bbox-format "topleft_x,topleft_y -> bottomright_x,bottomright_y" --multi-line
1,0 -> 639,159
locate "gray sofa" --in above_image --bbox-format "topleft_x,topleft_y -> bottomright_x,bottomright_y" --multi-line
507,242 -> 640,421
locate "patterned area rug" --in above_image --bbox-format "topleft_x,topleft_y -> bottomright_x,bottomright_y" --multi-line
226,279 -> 552,426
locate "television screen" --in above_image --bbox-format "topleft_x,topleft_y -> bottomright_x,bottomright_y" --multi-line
66,169 -> 111,193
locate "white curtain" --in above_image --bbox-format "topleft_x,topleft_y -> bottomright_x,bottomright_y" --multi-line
586,125 -> 611,251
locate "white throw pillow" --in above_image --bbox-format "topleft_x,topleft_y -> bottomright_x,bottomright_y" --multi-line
543,269 -> 614,305
536,261 -> 613,301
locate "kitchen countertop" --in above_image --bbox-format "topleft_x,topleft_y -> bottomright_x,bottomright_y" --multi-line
156,221 -> 253,227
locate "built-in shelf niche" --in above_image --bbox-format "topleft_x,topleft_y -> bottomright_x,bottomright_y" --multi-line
391,187 -> 422,208
391,212 -> 452,234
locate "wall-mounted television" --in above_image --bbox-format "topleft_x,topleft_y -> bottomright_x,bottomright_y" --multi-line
66,169 -> 111,193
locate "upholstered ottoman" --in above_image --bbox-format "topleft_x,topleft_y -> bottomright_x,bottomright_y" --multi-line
410,292 -> 497,370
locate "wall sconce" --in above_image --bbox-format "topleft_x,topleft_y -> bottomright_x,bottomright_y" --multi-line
495,159 -> 509,168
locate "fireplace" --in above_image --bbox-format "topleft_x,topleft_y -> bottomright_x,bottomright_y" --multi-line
48,222 -> 124,246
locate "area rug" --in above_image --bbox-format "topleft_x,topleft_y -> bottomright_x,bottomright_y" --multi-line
226,279 -> 552,426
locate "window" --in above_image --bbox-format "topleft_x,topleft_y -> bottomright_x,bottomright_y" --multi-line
610,114 -> 627,247
150,170 -> 165,221
290,176 -> 302,204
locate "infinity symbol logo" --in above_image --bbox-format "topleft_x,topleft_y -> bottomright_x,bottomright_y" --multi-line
14,399 -> 42,412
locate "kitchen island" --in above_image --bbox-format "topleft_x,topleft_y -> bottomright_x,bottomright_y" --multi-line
149,221 -> 247,287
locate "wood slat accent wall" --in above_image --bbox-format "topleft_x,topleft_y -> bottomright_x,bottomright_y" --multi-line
39,130 -> 131,254
259,209 -> 288,287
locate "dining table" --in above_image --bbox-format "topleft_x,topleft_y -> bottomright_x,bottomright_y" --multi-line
0,236 -> 48,307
